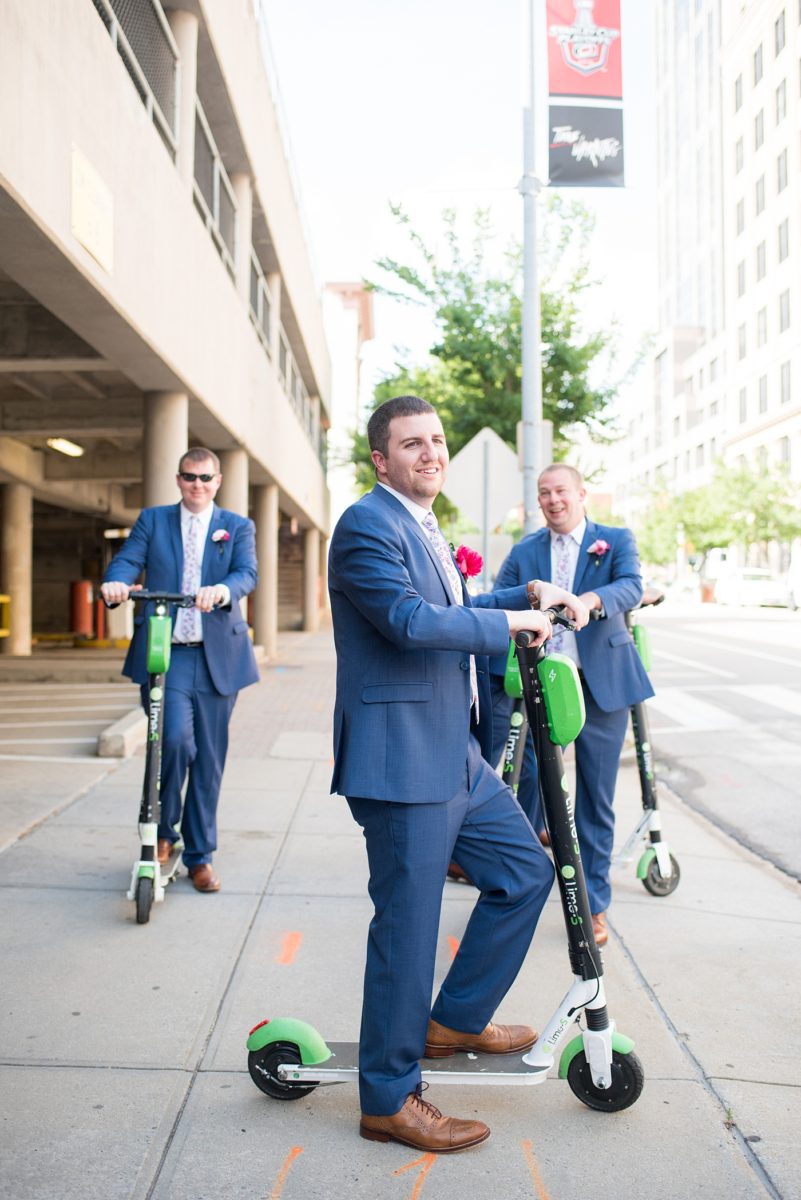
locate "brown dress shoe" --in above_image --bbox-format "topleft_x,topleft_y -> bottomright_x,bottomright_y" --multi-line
592,912 -> 608,947
424,1017 -> 537,1058
360,1087 -> 490,1153
157,839 -> 175,865
446,861 -> 473,885
188,863 -> 221,893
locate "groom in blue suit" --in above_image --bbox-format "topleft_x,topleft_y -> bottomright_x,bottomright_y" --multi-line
489,464 -> 652,947
101,447 -> 259,893
329,396 -> 588,1153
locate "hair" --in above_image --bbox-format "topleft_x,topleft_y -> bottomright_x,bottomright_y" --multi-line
178,447 -> 221,474
367,395 -> 435,458
538,463 -> 584,488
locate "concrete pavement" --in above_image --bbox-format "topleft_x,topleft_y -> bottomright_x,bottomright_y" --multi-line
1,623 -> 798,1200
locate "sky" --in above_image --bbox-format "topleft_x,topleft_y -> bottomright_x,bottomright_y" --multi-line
261,0 -> 659,459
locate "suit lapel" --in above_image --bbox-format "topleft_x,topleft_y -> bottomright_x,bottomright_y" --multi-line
370,487 -> 456,605
168,504 -> 183,585
201,504 -> 222,581
534,529 -> 552,583
571,520 -> 597,595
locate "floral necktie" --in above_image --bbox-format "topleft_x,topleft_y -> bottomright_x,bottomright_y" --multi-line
421,511 -> 478,716
549,533 -> 572,653
175,515 -> 202,642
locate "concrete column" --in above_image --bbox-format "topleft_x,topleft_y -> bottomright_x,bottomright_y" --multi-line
267,272 -> 282,362
217,449 -> 249,516
252,484 -> 278,659
303,526 -> 321,633
0,483 -> 33,656
167,10 -> 199,188
230,173 -> 253,305
143,391 -> 188,507
319,534 -> 330,615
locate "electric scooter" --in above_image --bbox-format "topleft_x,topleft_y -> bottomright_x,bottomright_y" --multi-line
107,589 -> 196,924
611,587 -> 681,896
245,612 -> 645,1113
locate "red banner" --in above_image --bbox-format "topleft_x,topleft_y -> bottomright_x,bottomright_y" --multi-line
546,0 -> 623,100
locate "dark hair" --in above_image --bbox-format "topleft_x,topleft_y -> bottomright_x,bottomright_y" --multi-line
367,395 -> 435,458
178,447 -> 221,474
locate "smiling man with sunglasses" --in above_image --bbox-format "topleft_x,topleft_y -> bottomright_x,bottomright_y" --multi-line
101,447 -> 259,893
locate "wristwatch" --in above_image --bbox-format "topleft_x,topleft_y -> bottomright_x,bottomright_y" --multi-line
526,580 -> 541,609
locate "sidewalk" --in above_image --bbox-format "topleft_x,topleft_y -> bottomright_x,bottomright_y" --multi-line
1,623 -> 797,1200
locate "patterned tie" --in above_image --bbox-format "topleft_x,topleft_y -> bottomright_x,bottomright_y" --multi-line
421,511 -> 478,716
174,515 -> 202,642
549,533 -> 572,653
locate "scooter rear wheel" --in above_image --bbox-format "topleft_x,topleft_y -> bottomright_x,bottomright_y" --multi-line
566,1048 -> 644,1112
135,876 -> 154,925
248,1041 -> 318,1100
641,852 -> 680,897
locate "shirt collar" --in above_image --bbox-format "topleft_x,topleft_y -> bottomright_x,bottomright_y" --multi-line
377,482 -> 431,526
180,502 -> 215,532
550,517 -> 586,546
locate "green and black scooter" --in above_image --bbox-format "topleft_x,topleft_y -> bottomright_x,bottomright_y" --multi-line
245,610 -> 644,1113
107,589 -> 196,924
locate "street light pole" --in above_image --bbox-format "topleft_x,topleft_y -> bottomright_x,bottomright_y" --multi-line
519,0 -> 545,534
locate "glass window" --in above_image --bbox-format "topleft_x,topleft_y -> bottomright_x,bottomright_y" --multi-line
779,436 -> 791,467
777,148 -> 788,191
737,261 -> 746,295
757,445 -> 768,471
781,360 -> 791,404
757,307 -> 768,345
779,289 -> 791,330
756,240 -> 767,278
754,108 -> 764,148
754,43 -> 764,83
736,198 -> 745,234
739,386 -> 747,422
710,357 -> 718,381
696,444 -> 705,467
778,218 -> 789,261
735,137 -> 744,171
735,73 -> 743,110
756,175 -> 765,213
759,374 -> 768,412
776,78 -> 787,121
710,399 -> 719,417
775,10 -> 786,54
738,324 -> 747,359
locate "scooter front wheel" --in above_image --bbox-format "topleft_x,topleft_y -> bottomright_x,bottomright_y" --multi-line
248,1041 -> 318,1100
566,1048 -> 644,1112
640,851 -> 680,897
135,875 -> 154,925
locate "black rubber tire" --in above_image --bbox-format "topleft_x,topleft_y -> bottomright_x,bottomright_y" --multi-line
641,852 -> 681,897
135,875 -> 154,925
248,1042 -> 318,1101
566,1048 -> 644,1112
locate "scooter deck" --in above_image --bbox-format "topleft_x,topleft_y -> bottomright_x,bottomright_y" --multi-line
290,1042 -> 551,1085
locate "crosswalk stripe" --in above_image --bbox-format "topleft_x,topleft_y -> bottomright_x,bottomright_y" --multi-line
744,684 -> 801,718
646,689 -> 745,731
651,648 -> 737,679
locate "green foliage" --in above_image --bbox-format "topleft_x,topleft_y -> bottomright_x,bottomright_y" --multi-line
352,202 -> 628,494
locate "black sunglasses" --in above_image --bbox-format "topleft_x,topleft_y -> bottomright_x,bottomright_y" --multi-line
179,472 -> 216,483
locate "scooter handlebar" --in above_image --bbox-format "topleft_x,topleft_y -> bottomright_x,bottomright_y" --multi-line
102,589 -> 197,609
515,605 -> 576,648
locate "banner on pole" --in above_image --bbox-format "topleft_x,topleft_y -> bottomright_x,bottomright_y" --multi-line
546,1 -> 624,186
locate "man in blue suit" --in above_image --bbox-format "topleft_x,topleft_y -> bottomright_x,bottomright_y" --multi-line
101,447 -> 259,893
489,464 -> 652,947
329,396 -> 588,1153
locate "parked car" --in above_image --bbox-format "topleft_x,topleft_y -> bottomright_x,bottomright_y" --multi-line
714,568 -> 792,607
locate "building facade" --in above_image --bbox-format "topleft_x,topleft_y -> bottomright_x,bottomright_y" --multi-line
0,0 -> 331,655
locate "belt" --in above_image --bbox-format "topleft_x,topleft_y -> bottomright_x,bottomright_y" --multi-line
173,641 -> 203,648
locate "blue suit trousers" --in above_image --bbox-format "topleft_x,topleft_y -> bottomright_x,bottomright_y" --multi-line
348,735 -> 554,1116
141,645 -> 236,868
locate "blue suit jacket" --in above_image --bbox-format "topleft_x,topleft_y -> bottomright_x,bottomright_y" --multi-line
329,485 -> 533,803
103,503 -> 259,696
489,520 -> 653,712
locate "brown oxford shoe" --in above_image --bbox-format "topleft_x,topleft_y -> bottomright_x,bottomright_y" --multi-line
424,1017 -> 537,1058
360,1087 -> 490,1153
188,863 -> 221,893
157,839 -> 175,865
592,911 -> 608,947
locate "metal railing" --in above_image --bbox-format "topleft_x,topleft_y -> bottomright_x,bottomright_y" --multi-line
91,0 -> 178,158
193,99 -> 237,278
249,253 -> 272,353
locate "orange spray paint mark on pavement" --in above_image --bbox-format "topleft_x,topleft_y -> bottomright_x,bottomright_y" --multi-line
394,1152 -> 436,1200
521,1139 -> 552,1200
268,1146 -> 303,1199
276,932 -> 303,965
446,935 -> 460,960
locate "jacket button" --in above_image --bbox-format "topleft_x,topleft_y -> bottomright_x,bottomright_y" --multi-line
459,660 -> 469,671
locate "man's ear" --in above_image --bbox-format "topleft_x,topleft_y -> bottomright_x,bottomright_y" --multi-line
371,449 -> 386,476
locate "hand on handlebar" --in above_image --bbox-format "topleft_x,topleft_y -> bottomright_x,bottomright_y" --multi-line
505,607 -> 555,646
194,585 -> 227,612
533,582 -> 590,630
100,581 -> 142,607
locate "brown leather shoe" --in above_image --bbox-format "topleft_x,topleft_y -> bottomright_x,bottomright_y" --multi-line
424,1017 -> 537,1058
188,863 -> 221,893
360,1087 -> 490,1152
157,839 -> 175,865
446,861 -> 472,885
592,912 -> 608,947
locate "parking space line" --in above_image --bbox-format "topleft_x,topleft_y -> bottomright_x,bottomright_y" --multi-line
276,931 -> 303,964
268,1146 -> 303,1199
521,1139 -> 552,1199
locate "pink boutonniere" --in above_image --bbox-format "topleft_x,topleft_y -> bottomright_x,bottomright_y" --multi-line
454,544 -> 483,580
211,529 -> 230,547
587,538 -> 611,566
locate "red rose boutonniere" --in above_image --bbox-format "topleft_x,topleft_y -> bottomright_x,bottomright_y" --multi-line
212,529 -> 231,552
454,544 -> 483,580
587,538 -> 611,566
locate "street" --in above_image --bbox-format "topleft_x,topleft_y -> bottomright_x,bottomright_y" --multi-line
640,601 -> 801,883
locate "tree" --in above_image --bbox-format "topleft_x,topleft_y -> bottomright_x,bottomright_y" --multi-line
351,201 -> 631,497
